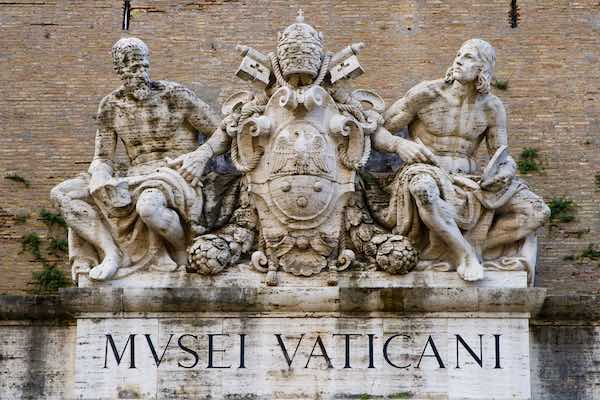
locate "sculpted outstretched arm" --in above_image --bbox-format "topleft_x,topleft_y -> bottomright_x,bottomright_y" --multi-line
374,87 -> 418,154
168,87 -> 231,186
179,87 -> 231,156
203,126 -> 231,156
374,83 -> 438,165
383,90 -> 419,133
383,81 -> 437,132
183,88 -> 220,136
372,126 -> 437,165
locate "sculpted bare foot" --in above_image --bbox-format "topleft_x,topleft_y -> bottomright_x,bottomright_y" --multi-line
89,254 -> 120,281
456,253 -> 484,281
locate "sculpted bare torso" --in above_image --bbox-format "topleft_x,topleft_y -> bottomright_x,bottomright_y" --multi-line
387,79 -> 507,175
96,81 -> 215,166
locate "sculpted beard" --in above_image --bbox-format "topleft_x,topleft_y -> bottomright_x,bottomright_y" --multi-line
130,79 -> 150,101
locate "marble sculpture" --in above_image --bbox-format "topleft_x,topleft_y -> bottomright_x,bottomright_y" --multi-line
51,12 -> 549,286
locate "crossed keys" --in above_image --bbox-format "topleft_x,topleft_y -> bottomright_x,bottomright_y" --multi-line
249,62 -> 265,75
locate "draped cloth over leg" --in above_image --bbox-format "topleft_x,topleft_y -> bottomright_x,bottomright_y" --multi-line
371,163 -> 528,272
68,161 -> 203,279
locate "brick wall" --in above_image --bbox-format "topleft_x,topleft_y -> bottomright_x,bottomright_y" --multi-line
1,0 -> 599,294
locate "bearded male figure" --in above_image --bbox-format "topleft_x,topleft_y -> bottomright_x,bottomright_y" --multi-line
371,39 -> 550,282
51,37 -> 229,281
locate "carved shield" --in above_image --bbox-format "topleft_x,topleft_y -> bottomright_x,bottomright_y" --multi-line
269,175 -> 334,221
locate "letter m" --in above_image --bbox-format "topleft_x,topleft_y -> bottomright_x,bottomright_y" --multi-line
104,334 -> 136,369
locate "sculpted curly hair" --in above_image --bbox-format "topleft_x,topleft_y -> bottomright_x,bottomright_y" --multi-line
444,38 -> 496,95
112,37 -> 149,73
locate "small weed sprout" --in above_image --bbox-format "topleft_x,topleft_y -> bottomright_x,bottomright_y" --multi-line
39,209 -> 67,229
48,238 -> 68,254
517,148 -> 540,175
492,78 -> 509,90
20,210 -> 70,293
21,232 -> 43,260
548,197 -> 576,223
32,263 -> 70,293
579,244 -> 600,261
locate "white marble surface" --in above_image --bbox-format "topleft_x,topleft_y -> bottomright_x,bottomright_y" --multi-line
75,314 -> 531,399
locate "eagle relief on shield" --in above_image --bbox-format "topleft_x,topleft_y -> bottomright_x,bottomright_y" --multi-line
186,11 -> 418,285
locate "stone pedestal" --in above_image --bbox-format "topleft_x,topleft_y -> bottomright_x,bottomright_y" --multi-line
69,271 -> 544,400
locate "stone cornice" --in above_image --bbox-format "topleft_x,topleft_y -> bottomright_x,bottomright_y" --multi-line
0,286 -> 547,320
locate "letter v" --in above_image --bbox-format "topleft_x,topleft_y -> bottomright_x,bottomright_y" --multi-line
145,334 -> 174,367
275,334 -> 304,368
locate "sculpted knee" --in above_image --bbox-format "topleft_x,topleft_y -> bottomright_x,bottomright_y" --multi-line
136,189 -> 165,221
530,201 -> 551,229
50,184 -> 65,207
50,180 -> 76,208
517,199 -> 550,232
408,176 -> 438,207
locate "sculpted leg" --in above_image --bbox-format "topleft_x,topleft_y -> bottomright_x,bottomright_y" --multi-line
483,190 -> 550,250
483,189 -> 549,271
136,188 -> 187,266
408,174 -> 483,281
50,177 -> 122,280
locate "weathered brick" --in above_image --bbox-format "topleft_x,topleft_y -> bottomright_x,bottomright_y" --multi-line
0,1 -> 599,294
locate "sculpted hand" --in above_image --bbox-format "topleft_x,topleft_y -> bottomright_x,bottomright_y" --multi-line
452,175 -> 480,190
362,109 -> 384,134
167,145 -> 213,187
89,175 -> 109,196
480,166 -> 514,192
395,139 -> 439,166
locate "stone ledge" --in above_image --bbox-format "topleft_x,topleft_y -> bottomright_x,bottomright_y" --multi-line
533,294 -> 600,322
0,286 -> 547,319
79,268 -> 529,289
0,294 -> 71,321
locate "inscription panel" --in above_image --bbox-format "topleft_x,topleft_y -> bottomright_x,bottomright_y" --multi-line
75,315 -> 531,399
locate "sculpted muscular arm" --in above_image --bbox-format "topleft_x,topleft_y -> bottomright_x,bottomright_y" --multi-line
168,88 -> 231,186
480,97 -> 517,191
373,82 -> 437,165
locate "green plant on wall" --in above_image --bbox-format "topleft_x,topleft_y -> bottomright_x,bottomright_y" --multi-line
48,238 -> 68,255
548,197 -> 576,223
8,172 -> 70,293
492,78 -> 509,90
595,172 -> 600,190
39,208 -> 67,229
389,393 -> 413,399
32,264 -> 70,293
517,148 -> 541,175
579,244 -> 600,261
18,209 -> 70,293
21,232 -> 43,260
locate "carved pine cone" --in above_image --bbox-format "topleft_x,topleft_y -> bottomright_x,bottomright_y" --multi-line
187,234 -> 240,275
373,234 -> 418,275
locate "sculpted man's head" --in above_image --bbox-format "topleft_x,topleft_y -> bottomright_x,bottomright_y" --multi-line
112,37 -> 151,100
445,38 -> 496,94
